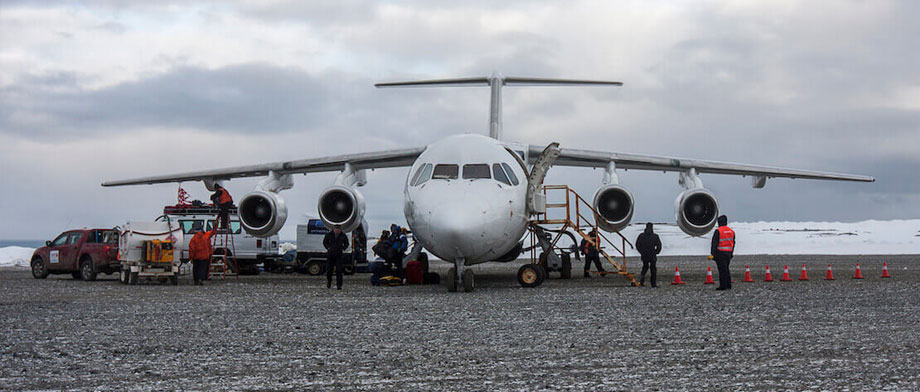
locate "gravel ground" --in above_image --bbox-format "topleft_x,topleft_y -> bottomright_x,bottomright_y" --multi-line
1,254 -> 918,391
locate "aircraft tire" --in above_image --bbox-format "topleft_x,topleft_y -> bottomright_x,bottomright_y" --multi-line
560,253 -> 572,279
517,264 -> 543,288
447,267 -> 458,292
462,269 -> 475,292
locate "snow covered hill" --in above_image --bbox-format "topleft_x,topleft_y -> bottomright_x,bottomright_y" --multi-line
0,246 -> 36,268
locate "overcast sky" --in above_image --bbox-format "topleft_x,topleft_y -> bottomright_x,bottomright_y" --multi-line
1,1 -> 918,241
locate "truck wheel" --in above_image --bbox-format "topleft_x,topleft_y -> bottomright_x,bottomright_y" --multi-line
343,264 -> 355,275
119,270 -> 128,284
79,257 -> 97,281
128,271 -> 138,285
306,260 -> 324,276
31,258 -> 49,279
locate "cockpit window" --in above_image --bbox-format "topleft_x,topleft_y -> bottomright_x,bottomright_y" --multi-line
410,165 -> 426,186
462,164 -> 491,180
501,163 -> 520,186
432,164 -> 459,180
417,164 -> 433,185
493,164 -> 511,185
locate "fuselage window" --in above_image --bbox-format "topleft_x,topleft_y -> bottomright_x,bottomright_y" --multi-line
462,164 -> 491,179
493,163 -> 511,185
501,162 -> 520,186
432,164 -> 459,180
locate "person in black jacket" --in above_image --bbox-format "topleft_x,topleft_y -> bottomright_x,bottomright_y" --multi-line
635,222 -> 663,287
323,227 -> 349,290
711,215 -> 736,291
580,229 -> 606,277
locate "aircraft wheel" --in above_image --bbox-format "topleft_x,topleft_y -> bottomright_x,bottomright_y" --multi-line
447,267 -> 458,292
462,269 -> 475,292
517,264 -> 544,288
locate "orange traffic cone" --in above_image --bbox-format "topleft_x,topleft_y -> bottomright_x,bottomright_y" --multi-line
742,265 -> 754,282
764,265 -> 774,282
704,266 -> 715,284
671,267 -> 685,285
881,262 -> 891,278
799,264 -> 809,281
780,265 -> 792,281
825,264 -> 835,280
853,263 -> 864,279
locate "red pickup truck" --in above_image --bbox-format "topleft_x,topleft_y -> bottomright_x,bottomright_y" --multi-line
31,229 -> 119,281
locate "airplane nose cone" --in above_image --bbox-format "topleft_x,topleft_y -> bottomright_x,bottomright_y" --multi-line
428,205 -> 483,259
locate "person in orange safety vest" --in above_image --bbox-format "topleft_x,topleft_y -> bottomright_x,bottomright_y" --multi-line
710,215 -> 735,291
210,183 -> 233,230
188,222 -> 217,285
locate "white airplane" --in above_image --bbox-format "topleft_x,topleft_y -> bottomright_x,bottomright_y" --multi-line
103,73 -> 874,292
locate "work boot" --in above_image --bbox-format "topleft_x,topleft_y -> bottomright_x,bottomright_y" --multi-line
337,286 -> 342,290
584,271 -> 591,278
326,281 -> 332,289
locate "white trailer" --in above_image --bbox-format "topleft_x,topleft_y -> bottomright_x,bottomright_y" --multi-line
117,221 -> 184,285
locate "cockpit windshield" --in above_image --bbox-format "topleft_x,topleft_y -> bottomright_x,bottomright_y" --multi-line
432,164 -> 459,180
462,164 -> 491,179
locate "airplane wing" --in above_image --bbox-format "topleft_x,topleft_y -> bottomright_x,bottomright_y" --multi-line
528,145 -> 875,183
102,147 -> 426,186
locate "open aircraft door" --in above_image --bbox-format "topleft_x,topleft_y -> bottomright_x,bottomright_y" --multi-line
527,142 -> 560,215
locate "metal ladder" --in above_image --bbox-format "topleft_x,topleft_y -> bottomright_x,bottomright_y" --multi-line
529,185 -> 640,286
209,224 -> 239,280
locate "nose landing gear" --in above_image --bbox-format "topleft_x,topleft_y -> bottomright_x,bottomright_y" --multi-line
447,257 -> 475,292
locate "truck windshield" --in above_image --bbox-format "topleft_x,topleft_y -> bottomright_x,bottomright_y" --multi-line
207,220 -> 242,234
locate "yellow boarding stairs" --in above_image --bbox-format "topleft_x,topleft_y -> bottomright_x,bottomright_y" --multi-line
528,185 -> 640,286
209,225 -> 239,280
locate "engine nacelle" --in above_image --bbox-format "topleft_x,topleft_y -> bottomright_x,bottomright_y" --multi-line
593,184 -> 635,232
239,190 -> 288,237
317,185 -> 366,233
674,188 -> 719,236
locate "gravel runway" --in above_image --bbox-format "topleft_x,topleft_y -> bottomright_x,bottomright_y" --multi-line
1,254 -> 917,391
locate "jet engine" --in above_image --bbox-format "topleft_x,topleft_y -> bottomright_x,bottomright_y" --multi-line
317,185 -> 366,233
674,188 -> 719,236
592,184 -> 635,232
239,190 -> 288,237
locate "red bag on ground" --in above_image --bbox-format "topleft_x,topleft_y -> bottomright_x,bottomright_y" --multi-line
406,260 -> 424,284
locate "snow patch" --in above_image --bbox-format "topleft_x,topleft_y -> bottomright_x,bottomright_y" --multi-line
0,246 -> 35,268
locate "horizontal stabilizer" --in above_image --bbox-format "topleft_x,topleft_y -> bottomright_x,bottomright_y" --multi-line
375,77 -> 490,88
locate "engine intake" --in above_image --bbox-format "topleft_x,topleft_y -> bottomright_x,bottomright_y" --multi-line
239,190 -> 288,237
593,184 -> 634,232
674,188 -> 719,236
318,185 -> 366,233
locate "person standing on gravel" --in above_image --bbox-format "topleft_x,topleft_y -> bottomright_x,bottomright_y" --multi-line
711,215 -> 736,291
580,229 -> 606,277
323,227 -> 349,290
188,223 -> 217,286
635,222 -> 662,287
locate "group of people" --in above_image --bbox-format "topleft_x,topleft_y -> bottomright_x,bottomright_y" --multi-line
370,224 -> 409,278
580,215 -> 736,291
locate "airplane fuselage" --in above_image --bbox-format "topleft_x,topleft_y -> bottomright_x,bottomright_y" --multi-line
404,134 -> 529,265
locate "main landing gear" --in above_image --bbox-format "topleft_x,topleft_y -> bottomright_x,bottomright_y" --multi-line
517,263 -> 545,288
447,257 -> 475,292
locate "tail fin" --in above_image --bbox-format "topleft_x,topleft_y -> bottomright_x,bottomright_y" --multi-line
375,73 -> 621,140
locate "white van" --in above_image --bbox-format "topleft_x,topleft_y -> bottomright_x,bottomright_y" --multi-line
159,205 -> 280,274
